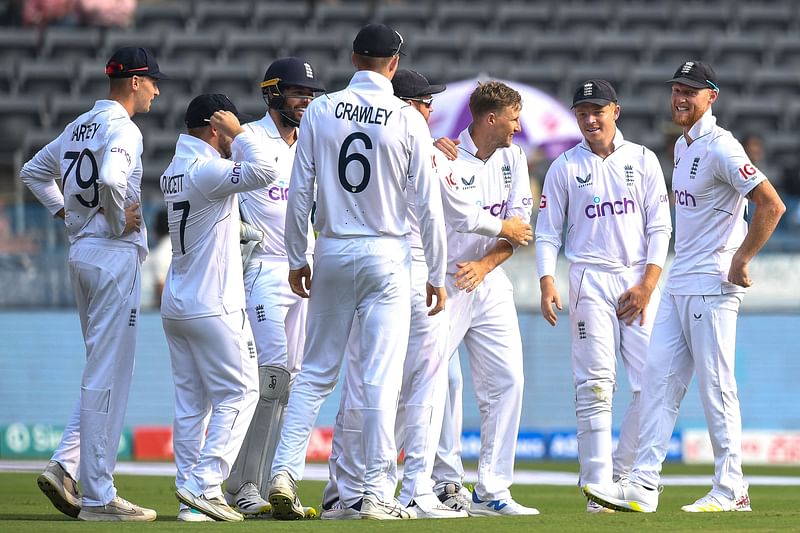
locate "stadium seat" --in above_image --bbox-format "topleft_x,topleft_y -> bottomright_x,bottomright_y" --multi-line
443,63 -> 504,83
564,63 -> 624,100
735,3 -> 794,35
649,34 -> 709,68
750,67 -> 800,104
0,62 -> 14,94
163,32 -> 224,68
494,4 -> 552,36
150,62 -> 197,97
771,35 -> 800,68
554,3 -> 612,34
724,97 -> 784,134
199,62 -> 261,103
253,3 -> 310,34
0,28 -> 39,67
287,33 -> 347,73
142,130 -> 180,164
17,60 -> 74,99
709,33 -> 766,69
507,64 -> 565,100
0,96 -> 47,150
313,3 -> 370,36
130,95 -> 175,133
434,2 -> 491,34
194,1 -> 255,32
103,29 -> 165,64
531,33 -> 587,66
408,33 -> 467,67
469,34 -> 526,67
76,61 -> 114,101
673,4 -> 733,34
590,33 -> 647,66
134,2 -> 192,32
16,129 -> 61,166
49,96 -> 98,131
224,32 -> 285,70
712,66 -> 746,97
41,27 -> 102,63
324,64 -> 356,93
373,3 -> 433,35
616,3 -> 671,35
616,96 -> 662,141
629,65 -> 673,103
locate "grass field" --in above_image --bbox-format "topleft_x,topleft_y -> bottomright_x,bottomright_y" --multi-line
2,462 -> 799,532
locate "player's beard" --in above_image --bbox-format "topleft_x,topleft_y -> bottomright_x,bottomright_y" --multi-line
279,107 -> 304,128
671,105 -> 705,128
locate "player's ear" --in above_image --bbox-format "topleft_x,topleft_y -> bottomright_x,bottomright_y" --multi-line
613,103 -> 621,121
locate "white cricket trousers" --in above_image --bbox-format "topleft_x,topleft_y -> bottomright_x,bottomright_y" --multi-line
325,259 -> 449,506
432,351 -> 466,492
569,264 -> 658,485
445,268 -> 524,501
52,239 -> 141,506
244,255 -> 308,374
632,291 -> 746,500
271,236 -> 411,503
163,309 -> 259,498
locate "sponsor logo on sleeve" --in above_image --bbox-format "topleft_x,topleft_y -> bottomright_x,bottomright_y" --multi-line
738,163 -> 757,180
539,194 -> 547,209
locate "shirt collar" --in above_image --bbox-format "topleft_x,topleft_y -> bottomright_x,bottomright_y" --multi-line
456,127 -> 479,157
253,112 -> 282,140
347,70 -> 395,94
175,133 -> 221,159
579,127 -> 626,153
686,108 -> 717,140
94,99 -> 130,119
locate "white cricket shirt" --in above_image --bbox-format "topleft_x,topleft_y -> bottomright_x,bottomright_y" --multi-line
535,129 -> 672,278
284,70 -> 447,286
159,131 -> 279,320
239,113 -> 314,259
667,109 -> 766,295
445,128 -> 533,274
21,99 -> 148,260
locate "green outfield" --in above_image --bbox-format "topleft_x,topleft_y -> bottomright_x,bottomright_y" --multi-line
2,463 -> 799,532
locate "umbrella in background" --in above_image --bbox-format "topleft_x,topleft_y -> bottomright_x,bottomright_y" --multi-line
427,78 -> 581,160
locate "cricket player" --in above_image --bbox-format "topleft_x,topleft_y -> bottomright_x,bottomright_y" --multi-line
161,94 -> 281,522
535,80 -> 672,513
268,24 -> 447,521
439,81 -> 538,516
223,57 -> 325,516
319,69 -> 534,520
22,47 -> 163,522
584,61 -> 785,513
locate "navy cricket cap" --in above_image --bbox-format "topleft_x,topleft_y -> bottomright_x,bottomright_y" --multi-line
667,61 -> 719,92
353,23 -> 405,57
185,94 -> 241,128
105,47 -> 166,79
261,57 -> 325,93
572,79 -> 618,108
392,69 -> 446,99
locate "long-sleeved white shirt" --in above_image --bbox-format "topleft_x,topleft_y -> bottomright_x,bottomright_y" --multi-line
445,128 -> 533,274
159,131 -> 279,320
535,129 -> 672,278
667,109 -> 766,295
20,99 -> 148,260
284,70 -> 447,286
239,112 -> 314,260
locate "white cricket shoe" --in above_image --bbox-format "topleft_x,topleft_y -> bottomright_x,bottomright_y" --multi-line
360,493 -> 414,520
583,479 -> 659,513
587,499 -> 615,513
320,500 -> 361,520
268,471 -> 305,520
409,494 -> 469,518
78,494 -> 157,522
176,487 -> 243,522
177,505 -> 215,522
437,483 -> 472,513
37,460 -> 81,518
681,490 -> 751,513
224,482 -> 271,516
469,492 -> 540,516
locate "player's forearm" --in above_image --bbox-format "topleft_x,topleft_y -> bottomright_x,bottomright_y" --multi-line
735,190 -> 785,264
645,230 -> 671,268
478,240 -> 513,272
639,264 -> 663,293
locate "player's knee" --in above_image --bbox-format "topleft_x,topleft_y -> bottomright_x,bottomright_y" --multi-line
576,379 -> 614,409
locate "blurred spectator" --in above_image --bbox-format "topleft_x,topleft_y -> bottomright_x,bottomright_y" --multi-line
742,132 -> 781,192
21,0 -> 78,27
77,0 -> 137,28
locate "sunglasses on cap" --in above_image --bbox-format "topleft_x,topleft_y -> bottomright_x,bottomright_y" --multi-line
406,96 -> 434,107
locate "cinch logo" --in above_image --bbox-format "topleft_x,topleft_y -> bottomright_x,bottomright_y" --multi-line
576,173 -> 592,188
674,189 -> 696,207
268,186 -> 290,201
584,196 -> 635,219
482,199 -> 507,217
461,175 -> 476,190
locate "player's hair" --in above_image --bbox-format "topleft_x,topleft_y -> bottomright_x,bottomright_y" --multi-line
353,54 -> 394,72
469,81 -> 522,119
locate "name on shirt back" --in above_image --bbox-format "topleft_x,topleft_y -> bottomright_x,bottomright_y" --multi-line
334,102 -> 393,125
71,122 -> 100,142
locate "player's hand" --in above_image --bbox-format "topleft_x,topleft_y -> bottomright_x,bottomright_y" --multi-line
434,137 -> 460,161
209,110 -> 245,138
727,255 -> 753,288
454,260 -> 490,292
539,276 -> 561,326
123,202 -> 142,235
617,284 -> 653,326
499,216 -> 532,246
426,282 -> 446,316
288,264 -> 312,298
